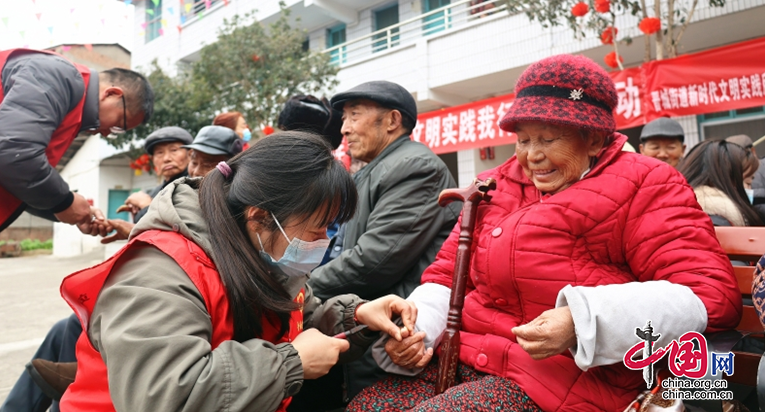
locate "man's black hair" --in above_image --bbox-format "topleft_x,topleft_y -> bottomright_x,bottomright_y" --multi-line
101,68 -> 154,124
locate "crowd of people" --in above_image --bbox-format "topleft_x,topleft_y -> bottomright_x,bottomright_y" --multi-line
0,47 -> 762,412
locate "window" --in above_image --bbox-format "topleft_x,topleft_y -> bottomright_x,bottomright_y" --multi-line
423,0 -> 450,36
326,24 -> 346,65
373,4 -> 400,53
180,0 -> 222,21
697,105 -> 765,157
699,106 -> 765,121
145,0 -> 162,43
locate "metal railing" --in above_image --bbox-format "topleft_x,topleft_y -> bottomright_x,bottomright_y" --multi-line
324,0 -> 507,66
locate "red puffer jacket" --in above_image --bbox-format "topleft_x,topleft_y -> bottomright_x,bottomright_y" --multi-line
421,133 -> 741,412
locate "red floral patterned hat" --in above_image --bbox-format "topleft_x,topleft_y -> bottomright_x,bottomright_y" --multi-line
499,54 -> 618,134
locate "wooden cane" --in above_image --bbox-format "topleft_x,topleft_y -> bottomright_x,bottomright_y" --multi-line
434,177 -> 496,395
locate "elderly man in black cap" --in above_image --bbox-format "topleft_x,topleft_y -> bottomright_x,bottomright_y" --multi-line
295,81 -> 459,409
121,126 -> 193,222
638,117 -> 686,168
184,125 -> 244,178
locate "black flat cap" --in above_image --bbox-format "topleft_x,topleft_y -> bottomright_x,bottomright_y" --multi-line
183,125 -> 243,157
330,81 -> 417,125
144,126 -> 194,155
640,118 -> 685,143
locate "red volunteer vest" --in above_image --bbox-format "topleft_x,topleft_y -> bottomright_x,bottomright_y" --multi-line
0,48 -> 91,231
59,230 -> 304,411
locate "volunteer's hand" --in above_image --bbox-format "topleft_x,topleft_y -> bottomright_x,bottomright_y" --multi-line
354,295 -> 418,342
54,193 -> 91,225
385,330 -> 433,369
512,306 -> 577,360
76,207 -> 112,237
291,328 -> 350,379
101,219 -> 135,244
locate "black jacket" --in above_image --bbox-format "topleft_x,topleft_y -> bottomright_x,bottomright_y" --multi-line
0,52 -> 99,217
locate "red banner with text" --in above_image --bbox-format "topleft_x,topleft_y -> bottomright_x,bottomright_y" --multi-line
642,36 -> 765,119
331,36 -> 765,159
410,94 -> 517,155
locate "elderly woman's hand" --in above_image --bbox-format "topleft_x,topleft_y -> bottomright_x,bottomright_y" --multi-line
355,295 -> 418,341
512,307 -> 576,360
385,330 -> 434,369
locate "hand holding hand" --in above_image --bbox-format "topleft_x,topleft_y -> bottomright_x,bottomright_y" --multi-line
512,306 -> 577,360
354,295 -> 418,341
385,330 -> 434,369
76,207 -> 113,237
100,219 -> 135,244
54,193 -> 91,226
291,328 -> 350,379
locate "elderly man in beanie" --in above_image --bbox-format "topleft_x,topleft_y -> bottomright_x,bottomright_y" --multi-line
185,125 -> 244,177
348,54 -> 739,412
638,117 -> 686,167
299,80 -> 459,406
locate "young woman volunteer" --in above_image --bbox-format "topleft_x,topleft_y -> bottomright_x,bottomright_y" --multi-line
59,131 -> 416,411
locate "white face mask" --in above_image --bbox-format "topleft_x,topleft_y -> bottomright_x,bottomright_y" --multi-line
745,188 -> 754,204
257,213 -> 330,278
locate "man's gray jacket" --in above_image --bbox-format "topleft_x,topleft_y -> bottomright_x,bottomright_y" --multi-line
308,134 -> 460,398
310,135 -> 460,301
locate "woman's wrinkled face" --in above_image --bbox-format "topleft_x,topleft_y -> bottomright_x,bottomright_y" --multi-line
515,122 -> 603,194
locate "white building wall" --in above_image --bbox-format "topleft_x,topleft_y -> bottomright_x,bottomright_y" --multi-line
53,135 -> 105,257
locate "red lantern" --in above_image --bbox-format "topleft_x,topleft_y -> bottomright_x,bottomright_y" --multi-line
638,17 -> 661,35
251,54 -> 260,62
571,2 -> 589,17
604,51 -> 623,69
594,0 -> 610,13
263,126 -> 275,135
600,26 -> 617,45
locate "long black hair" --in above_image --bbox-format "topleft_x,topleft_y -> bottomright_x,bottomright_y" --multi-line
199,131 -> 357,341
678,139 -> 763,226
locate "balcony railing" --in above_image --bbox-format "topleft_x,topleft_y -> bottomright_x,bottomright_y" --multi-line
324,0 -> 507,66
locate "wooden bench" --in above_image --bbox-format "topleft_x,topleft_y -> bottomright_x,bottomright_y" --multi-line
706,226 -> 765,411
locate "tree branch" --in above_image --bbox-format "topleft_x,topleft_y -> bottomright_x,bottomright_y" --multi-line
673,0 -> 699,55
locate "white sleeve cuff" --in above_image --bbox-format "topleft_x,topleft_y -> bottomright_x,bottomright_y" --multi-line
372,283 -> 450,375
556,281 -> 708,371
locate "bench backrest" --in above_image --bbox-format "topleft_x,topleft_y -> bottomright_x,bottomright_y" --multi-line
714,226 -> 764,333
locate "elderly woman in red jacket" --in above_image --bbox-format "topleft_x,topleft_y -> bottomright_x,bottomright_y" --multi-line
349,54 -> 742,411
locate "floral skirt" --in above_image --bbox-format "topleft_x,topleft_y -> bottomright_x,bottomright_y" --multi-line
346,360 -> 542,412
754,254 -> 765,329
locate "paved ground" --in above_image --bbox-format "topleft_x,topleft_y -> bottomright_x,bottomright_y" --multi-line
0,249 -> 104,405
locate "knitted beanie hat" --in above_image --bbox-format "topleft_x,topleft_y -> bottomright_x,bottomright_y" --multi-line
499,54 -> 618,134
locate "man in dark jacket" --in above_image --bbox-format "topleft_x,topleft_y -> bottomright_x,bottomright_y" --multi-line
0,49 -> 154,233
304,81 -> 460,403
